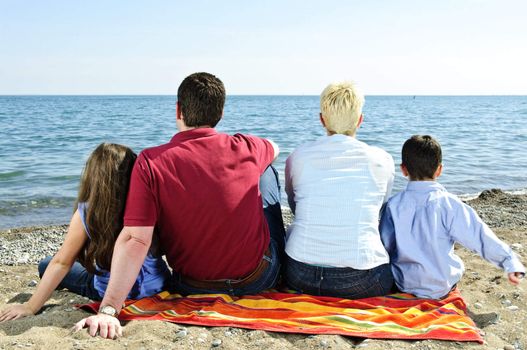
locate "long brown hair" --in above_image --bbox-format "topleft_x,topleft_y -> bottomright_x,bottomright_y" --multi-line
75,143 -> 137,274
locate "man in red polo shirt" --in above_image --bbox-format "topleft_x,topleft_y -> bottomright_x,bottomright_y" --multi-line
74,72 -> 285,338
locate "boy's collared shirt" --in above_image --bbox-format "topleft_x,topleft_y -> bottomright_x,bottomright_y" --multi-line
380,181 -> 525,299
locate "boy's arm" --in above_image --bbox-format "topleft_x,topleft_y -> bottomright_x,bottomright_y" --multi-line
449,202 -> 525,279
379,204 -> 396,254
383,176 -> 394,204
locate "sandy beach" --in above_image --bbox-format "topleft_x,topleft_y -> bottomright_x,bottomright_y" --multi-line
0,189 -> 525,350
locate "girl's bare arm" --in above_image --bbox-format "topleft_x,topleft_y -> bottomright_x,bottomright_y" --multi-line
0,210 -> 87,321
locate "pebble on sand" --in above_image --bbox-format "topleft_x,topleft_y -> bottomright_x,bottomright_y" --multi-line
27,280 -> 38,287
175,329 -> 188,338
510,243 -> 523,250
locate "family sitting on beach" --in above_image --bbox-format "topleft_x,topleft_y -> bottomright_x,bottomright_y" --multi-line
0,72 -> 524,339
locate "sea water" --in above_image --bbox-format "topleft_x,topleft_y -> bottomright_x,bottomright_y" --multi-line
0,95 -> 526,229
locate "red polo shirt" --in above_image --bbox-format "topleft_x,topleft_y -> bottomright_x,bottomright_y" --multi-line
123,128 -> 274,280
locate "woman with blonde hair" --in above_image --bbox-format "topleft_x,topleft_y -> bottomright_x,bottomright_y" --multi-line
284,82 -> 395,299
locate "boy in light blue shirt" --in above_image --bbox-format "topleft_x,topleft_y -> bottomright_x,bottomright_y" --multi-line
380,135 -> 525,299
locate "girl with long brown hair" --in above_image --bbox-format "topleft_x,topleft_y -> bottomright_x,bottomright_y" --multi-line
0,143 -> 169,321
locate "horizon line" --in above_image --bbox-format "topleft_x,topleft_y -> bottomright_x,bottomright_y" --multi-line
1,94 -> 527,97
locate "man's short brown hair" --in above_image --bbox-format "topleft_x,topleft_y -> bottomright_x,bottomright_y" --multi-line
177,72 -> 226,127
402,135 -> 442,180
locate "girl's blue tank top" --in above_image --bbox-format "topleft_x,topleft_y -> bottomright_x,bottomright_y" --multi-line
78,202 -> 170,299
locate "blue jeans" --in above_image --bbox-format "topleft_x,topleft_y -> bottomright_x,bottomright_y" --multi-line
38,256 -> 102,301
171,165 -> 286,296
285,255 -> 394,299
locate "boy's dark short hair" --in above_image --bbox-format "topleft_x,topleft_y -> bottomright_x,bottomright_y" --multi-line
177,72 -> 226,128
402,135 -> 442,180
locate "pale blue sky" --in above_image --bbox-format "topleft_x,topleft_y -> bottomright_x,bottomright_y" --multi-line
1,0 -> 526,95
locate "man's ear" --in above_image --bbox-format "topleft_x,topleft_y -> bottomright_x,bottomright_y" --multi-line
319,113 -> 326,127
400,164 -> 409,177
176,101 -> 183,120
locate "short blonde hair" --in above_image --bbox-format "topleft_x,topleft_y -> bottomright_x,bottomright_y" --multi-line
320,81 -> 364,136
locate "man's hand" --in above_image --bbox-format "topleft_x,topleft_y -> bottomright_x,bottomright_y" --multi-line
0,304 -> 35,322
508,272 -> 525,285
70,226 -> 153,339
72,314 -> 122,339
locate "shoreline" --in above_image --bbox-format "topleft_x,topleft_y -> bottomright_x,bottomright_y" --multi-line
2,187 -> 527,232
2,187 -> 526,234
1,188 -> 526,349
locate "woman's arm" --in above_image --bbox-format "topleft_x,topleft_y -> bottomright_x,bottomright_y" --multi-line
0,210 -> 88,321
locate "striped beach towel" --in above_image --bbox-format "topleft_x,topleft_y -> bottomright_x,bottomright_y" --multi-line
80,288 -> 483,343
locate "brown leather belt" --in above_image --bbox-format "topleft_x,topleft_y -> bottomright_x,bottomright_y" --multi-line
180,246 -> 272,289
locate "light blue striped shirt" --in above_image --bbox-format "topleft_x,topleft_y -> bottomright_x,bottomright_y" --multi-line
285,134 -> 394,269
380,181 -> 525,299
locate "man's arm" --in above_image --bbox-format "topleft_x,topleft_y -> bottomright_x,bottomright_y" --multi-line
73,226 -> 153,339
265,139 -> 279,161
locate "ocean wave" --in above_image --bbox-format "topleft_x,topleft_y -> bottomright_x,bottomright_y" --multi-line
0,196 -> 75,216
47,175 -> 79,182
0,170 -> 26,180
506,188 -> 527,196
458,187 -> 527,201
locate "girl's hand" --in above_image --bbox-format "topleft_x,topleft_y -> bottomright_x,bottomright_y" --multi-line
0,303 -> 35,322
508,272 -> 525,285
